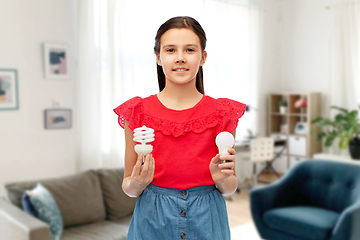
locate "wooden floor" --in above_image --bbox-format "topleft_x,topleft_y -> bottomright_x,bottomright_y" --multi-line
225,172 -> 281,228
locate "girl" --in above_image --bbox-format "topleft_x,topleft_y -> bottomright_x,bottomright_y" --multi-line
114,16 -> 246,240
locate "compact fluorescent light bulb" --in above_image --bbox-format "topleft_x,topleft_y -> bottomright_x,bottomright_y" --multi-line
133,125 -> 155,155
215,132 -> 235,163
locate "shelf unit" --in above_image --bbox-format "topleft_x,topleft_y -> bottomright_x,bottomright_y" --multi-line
268,92 -> 322,173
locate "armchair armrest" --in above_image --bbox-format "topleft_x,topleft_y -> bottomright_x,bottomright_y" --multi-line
250,169 -> 296,236
250,182 -> 284,222
250,169 -> 295,213
0,198 -> 50,240
330,202 -> 360,240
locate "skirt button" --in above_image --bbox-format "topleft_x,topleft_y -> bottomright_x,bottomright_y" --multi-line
180,211 -> 186,217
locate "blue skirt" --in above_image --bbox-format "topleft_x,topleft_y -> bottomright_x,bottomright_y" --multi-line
127,184 -> 230,240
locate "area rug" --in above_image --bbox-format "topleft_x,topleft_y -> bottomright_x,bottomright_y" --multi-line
231,222 -> 262,240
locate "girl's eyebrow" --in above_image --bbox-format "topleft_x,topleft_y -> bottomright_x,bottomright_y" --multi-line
162,44 -> 199,49
185,44 -> 199,49
162,44 -> 176,49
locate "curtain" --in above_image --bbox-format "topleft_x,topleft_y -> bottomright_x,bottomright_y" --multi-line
72,0 -> 264,171
327,2 -> 360,155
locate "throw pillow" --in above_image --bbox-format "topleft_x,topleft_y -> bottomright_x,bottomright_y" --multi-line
21,193 -> 38,217
26,183 -> 63,240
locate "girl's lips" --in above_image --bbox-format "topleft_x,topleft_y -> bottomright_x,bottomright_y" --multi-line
173,69 -> 189,75
172,68 -> 189,72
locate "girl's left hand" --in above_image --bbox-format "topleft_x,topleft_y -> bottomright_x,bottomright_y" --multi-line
209,148 -> 236,184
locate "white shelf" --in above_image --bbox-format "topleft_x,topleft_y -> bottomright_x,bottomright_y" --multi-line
268,92 -> 322,172
313,153 -> 360,165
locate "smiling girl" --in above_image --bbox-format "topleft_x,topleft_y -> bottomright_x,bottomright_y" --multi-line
114,16 -> 246,240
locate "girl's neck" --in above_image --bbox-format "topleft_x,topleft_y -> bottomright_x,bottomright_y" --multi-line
157,84 -> 203,111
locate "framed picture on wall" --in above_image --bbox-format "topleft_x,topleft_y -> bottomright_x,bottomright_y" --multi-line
44,109 -> 72,129
0,69 -> 19,111
43,43 -> 69,79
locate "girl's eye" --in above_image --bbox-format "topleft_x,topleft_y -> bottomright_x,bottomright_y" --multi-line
187,48 -> 195,52
167,49 -> 175,53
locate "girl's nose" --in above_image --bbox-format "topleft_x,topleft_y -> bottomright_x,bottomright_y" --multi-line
175,54 -> 186,64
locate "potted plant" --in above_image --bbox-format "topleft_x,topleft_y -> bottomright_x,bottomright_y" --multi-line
278,100 -> 287,114
312,105 -> 360,160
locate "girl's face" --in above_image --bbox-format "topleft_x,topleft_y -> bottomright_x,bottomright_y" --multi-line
156,28 -> 207,89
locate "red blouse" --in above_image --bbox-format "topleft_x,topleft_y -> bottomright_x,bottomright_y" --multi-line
114,95 -> 246,189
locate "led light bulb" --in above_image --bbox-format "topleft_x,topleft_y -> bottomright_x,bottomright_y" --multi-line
215,131 -> 235,163
133,125 -> 155,155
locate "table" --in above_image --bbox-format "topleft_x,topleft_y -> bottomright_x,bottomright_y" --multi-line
234,138 -> 286,184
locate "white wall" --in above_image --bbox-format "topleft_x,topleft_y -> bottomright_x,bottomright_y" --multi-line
277,0 -> 348,110
252,0 -> 350,136
254,0 -> 282,137
0,0 -> 76,197
280,0 -> 328,92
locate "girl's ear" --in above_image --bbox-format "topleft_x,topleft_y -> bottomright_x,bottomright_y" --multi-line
156,54 -> 162,66
200,51 -> 207,66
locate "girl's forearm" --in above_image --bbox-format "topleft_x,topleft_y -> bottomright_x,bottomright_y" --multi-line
215,175 -> 238,196
122,176 -> 147,198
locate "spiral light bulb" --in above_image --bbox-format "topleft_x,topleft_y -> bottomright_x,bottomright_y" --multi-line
215,131 -> 235,163
133,125 -> 155,155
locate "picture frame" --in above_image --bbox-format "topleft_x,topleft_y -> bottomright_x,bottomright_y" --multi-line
294,122 -> 308,134
43,43 -> 69,79
0,69 -> 19,111
44,109 -> 72,129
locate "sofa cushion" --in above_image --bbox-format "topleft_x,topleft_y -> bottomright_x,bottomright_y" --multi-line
5,170 -> 106,228
264,206 -> 340,240
61,219 -> 131,240
26,184 -> 63,240
21,192 -> 38,217
97,168 -> 137,220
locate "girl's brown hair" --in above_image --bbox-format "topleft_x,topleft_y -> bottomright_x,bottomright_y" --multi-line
154,16 -> 207,94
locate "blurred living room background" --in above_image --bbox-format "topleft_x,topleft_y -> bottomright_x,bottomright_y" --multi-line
0,0 -> 359,204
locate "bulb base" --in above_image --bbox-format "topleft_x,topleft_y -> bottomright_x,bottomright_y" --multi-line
218,147 -> 232,163
220,159 -> 232,163
135,145 -> 153,155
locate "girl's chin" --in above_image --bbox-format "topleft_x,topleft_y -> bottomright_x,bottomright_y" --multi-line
164,73 -> 197,85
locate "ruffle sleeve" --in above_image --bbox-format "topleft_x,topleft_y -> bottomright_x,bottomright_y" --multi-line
113,97 -> 143,130
217,98 -> 246,133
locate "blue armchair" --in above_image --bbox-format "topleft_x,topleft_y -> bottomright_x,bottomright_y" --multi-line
250,159 -> 360,240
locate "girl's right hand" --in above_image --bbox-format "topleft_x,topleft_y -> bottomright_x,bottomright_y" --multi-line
131,153 -> 155,188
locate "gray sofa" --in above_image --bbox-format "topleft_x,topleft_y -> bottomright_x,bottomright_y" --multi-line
0,168 -> 137,240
